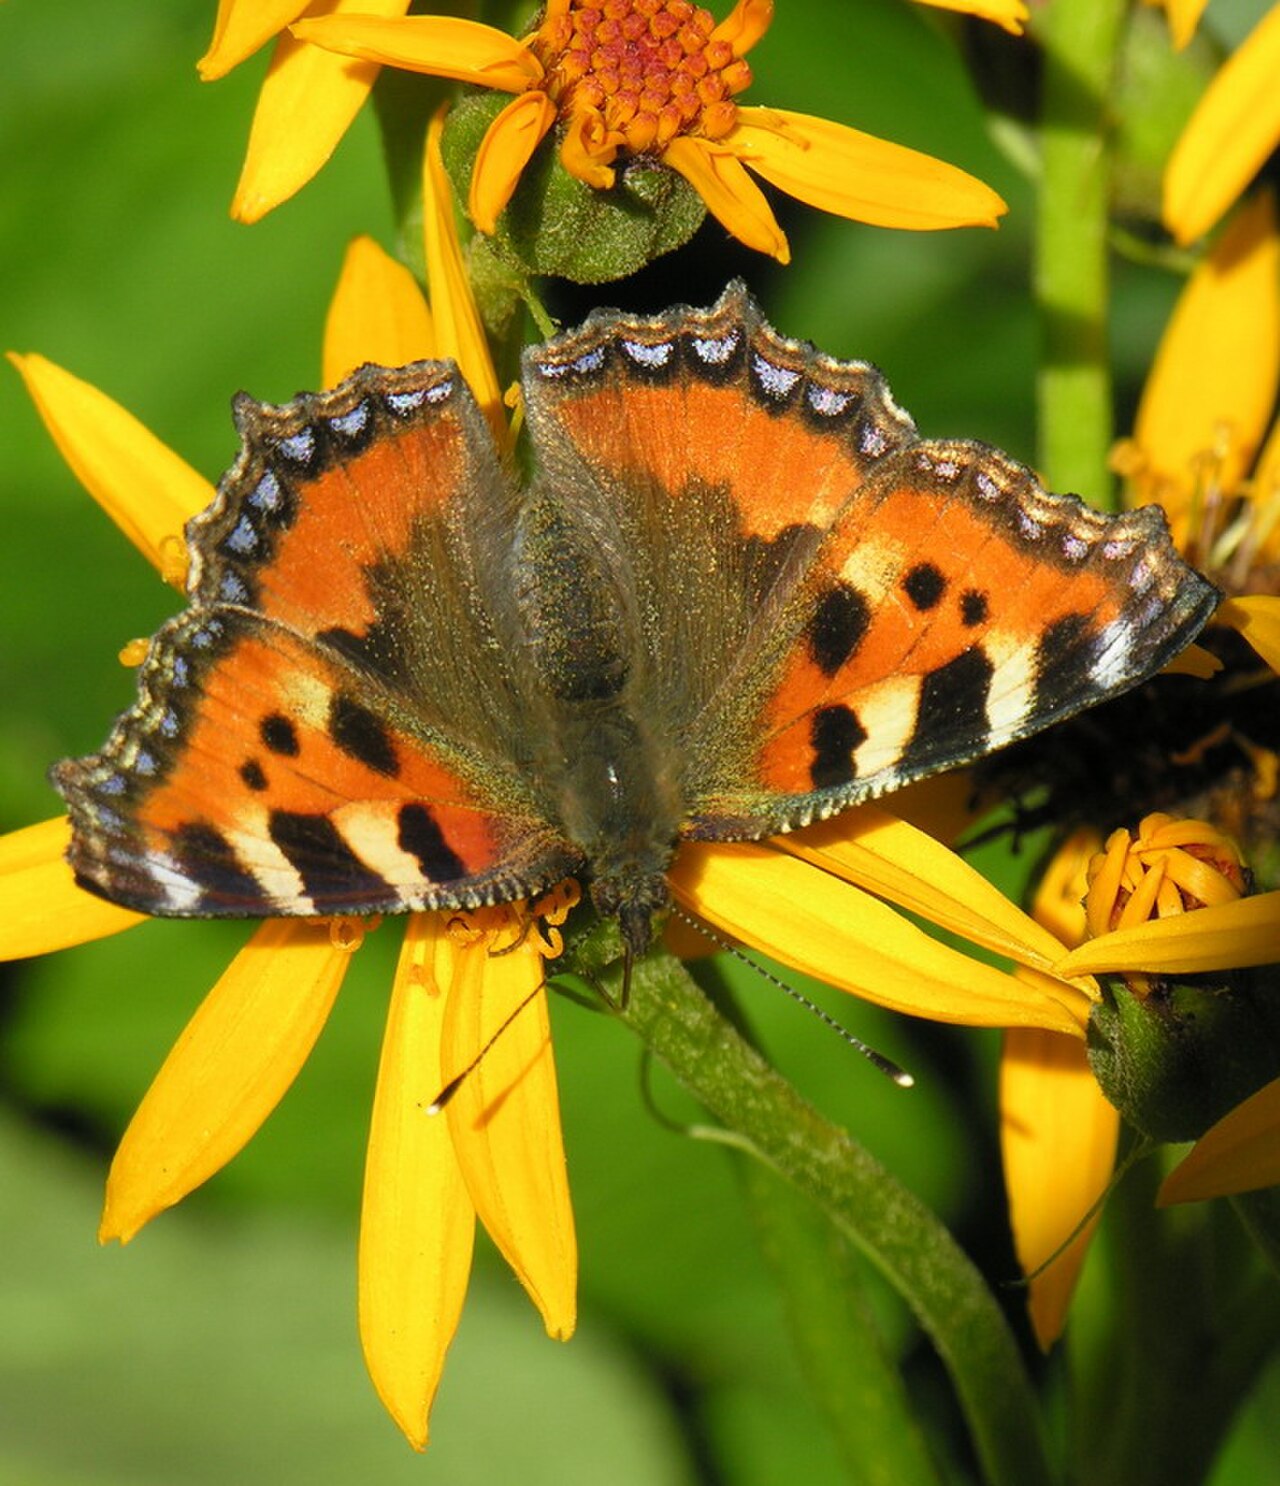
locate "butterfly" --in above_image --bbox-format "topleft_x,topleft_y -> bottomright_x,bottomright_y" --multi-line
54,284 -> 1219,959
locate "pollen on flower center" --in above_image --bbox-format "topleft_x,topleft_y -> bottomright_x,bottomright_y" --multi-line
531,0 -> 752,161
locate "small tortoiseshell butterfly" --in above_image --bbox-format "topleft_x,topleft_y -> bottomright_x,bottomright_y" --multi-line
54,286 -> 1219,956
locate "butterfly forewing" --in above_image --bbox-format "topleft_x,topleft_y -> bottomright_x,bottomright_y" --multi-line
55,363 -> 582,917
521,284 -> 920,746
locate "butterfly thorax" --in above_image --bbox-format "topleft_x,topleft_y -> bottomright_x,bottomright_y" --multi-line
514,489 -> 685,953
539,699 -> 682,958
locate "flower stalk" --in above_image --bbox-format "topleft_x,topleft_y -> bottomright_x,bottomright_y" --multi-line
598,942 -> 1055,1486
1035,0 -> 1128,502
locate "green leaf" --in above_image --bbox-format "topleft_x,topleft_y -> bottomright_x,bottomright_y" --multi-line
739,1158 -> 943,1485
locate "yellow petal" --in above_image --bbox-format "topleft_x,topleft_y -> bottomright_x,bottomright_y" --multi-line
882,773 -> 978,844
359,915 -> 476,1451
914,0 -> 1028,36
1145,0 -> 1211,50
780,809 -> 1074,973
662,135 -> 790,263
1000,1028 -> 1118,1348
670,841 -> 1087,1035
442,919 -> 577,1339
1032,828 -> 1100,949
469,90 -> 558,234
199,0 -> 309,80
557,106 -> 619,191
730,106 -> 1007,231
323,235 -> 435,388
424,110 -> 506,439
9,353 -> 211,583
1217,594 -> 1280,674
100,918 -> 356,1243
231,0 -> 413,224
708,0 -> 775,55
0,817 -> 145,960
1159,1077 -> 1280,1203
291,14 -> 543,92
1160,642 -> 1221,678
1057,890 -> 1280,976
1164,8 -> 1280,244
1134,191 -> 1280,509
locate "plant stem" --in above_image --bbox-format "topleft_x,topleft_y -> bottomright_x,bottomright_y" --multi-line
608,949 -> 1053,1486
1035,0 -> 1127,504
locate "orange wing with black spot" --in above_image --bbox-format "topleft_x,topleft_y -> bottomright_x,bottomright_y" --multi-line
55,363 -> 581,918
522,285 -> 1219,841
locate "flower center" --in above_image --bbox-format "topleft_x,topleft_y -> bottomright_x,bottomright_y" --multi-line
1087,812 -> 1246,934
532,0 -> 752,157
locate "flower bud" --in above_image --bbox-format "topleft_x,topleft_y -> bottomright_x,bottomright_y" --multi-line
1082,815 -> 1280,1139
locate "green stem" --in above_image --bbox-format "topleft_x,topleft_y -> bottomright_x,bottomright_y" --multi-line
601,949 -> 1054,1486
1035,0 -> 1126,503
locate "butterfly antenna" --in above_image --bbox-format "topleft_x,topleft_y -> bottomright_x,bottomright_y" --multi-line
427,977 -> 549,1114
671,907 -> 914,1088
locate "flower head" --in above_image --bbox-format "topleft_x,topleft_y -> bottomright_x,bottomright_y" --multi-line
1001,813 -> 1280,1347
294,0 -> 1008,266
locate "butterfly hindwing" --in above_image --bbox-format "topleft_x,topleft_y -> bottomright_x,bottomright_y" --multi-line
692,439 -> 1220,834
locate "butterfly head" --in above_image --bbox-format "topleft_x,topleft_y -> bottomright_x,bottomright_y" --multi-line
589,865 -> 670,962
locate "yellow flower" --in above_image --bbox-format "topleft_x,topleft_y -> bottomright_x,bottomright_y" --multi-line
1164,2 -> 1280,245
1000,815 -> 1280,1347
1117,189 -> 1280,671
4,133 -> 580,1450
293,0 -> 1008,264
4,123 -> 1070,1451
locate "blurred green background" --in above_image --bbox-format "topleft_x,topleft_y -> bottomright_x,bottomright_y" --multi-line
2,2 -> 1277,1482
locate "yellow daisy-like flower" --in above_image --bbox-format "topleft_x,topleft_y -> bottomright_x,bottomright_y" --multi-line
1117,189 -> 1280,672
1163,2 -> 1280,245
1001,815 -> 1280,1348
292,0 -> 1008,264
998,190 -> 1280,1344
3,118 -> 1079,1444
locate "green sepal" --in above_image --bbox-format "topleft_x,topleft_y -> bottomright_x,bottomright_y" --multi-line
441,93 -> 707,286
1088,973 -> 1280,1141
